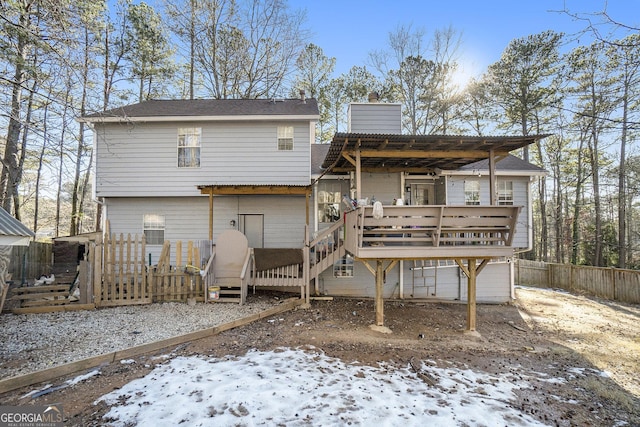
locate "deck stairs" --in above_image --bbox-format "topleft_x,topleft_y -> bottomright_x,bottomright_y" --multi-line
202,220 -> 346,303
211,279 -> 244,303
201,230 -> 251,304
309,219 -> 346,289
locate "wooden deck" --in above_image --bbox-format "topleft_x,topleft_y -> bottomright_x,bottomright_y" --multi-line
344,205 -> 521,260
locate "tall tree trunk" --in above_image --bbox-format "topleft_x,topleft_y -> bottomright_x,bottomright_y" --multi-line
189,0 -> 196,100
618,87 -> 628,268
14,76 -> 37,221
1,8 -> 29,216
536,142 -> 548,261
34,102 -> 50,234
571,135 -> 586,265
78,143 -> 94,233
589,130 -> 602,266
70,27 -> 91,236
55,81 -> 71,237
554,157 -> 562,263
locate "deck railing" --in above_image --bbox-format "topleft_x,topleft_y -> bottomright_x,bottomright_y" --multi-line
344,205 -> 521,259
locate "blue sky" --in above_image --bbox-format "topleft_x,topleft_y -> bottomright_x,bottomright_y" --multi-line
294,0 -> 637,79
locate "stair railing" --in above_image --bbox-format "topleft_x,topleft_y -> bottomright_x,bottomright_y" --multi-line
308,217 -> 345,293
199,251 -> 216,301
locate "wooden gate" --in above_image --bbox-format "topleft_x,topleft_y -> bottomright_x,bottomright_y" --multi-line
93,232 -> 151,307
151,240 -> 206,302
89,232 -> 209,307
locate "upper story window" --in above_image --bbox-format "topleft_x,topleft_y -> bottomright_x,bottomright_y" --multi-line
498,181 -> 514,205
178,127 -> 201,168
143,214 -> 165,245
464,180 -> 480,205
277,126 -> 294,151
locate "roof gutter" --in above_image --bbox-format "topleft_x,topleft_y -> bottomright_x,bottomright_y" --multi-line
78,114 -> 320,124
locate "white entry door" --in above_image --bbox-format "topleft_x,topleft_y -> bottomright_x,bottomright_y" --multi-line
239,214 -> 264,248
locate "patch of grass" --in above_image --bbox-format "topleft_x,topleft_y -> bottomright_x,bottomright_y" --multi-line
578,376 -> 640,415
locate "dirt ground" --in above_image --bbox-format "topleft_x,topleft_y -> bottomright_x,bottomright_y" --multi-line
1,286 -> 639,426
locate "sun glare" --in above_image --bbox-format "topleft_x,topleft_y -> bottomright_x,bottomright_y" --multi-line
449,59 -> 479,91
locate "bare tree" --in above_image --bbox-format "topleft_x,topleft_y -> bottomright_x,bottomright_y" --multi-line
559,4 -> 640,47
290,43 -> 335,142
431,25 -> 464,134
187,0 -> 308,99
369,24 -> 465,135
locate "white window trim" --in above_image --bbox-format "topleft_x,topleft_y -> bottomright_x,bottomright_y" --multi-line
143,214 -> 165,245
277,126 -> 294,151
464,180 -> 480,205
498,181 -> 514,205
177,127 -> 201,168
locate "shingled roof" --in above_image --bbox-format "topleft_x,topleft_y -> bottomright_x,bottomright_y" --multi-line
81,98 -> 319,122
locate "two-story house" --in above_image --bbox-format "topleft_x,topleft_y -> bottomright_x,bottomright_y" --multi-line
82,96 -> 319,265
82,95 -> 547,329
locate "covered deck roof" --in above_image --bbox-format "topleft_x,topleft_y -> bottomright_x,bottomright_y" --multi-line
320,132 -> 550,332
322,133 -> 549,173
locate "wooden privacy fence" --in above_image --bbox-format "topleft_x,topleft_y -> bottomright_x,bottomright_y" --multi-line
91,233 -> 208,307
8,241 -> 52,284
514,259 -> 640,304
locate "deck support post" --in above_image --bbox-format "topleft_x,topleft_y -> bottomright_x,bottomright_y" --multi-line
208,192 -> 214,241
375,259 -> 384,326
455,258 -> 490,332
362,259 -> 397,328
489,149 -> 496,205
466,258 -> 477,332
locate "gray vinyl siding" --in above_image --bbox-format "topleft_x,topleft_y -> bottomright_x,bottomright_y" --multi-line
319,261 -> 511,303
313,173 -> 402,222
104,195 -> 306,264
348,104 -> 402,134
105,197 -> 210,266
94,120 -> 312,197
360,172 -> 402,205
446,175 -> 531,249
435,177 -> 447,204
235,195 -> 306,248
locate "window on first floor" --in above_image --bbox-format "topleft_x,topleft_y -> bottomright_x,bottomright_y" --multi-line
143,214 -> 165,245
498,181 -> 514,205
333,255 -> 354,278
464,180 -> 480,205
277,126 -> 294,151
177,127 -> 201,168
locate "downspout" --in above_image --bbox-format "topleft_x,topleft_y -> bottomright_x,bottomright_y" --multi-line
399,173 -> 406,299
511,175 -> 536,300
92,197 -> 106,234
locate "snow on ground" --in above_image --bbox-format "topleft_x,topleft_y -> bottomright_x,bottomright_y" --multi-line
96,346 -> 553,426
